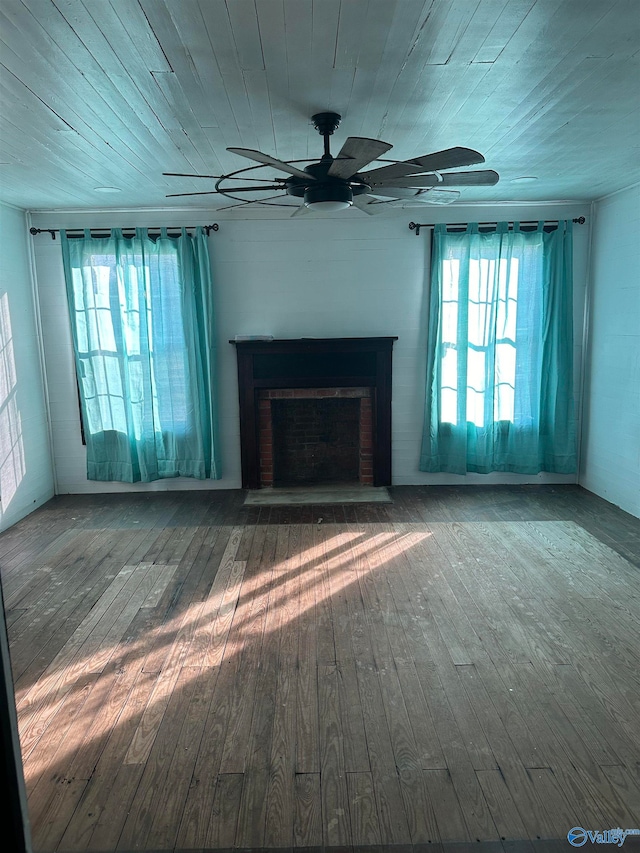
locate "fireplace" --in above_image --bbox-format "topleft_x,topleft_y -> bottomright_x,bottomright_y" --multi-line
231,337 -> 397,489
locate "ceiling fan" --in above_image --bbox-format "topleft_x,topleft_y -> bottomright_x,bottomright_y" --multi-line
163,112 -> 499,214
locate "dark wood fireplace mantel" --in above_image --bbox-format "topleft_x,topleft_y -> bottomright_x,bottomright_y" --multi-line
231,337 -> 397,489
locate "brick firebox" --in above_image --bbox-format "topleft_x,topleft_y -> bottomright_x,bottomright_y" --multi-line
258,387 -> 373,487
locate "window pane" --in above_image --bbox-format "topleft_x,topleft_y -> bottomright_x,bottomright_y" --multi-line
495,341 -> 516,422
467,347 -> 486,427
441,344 -> 458,424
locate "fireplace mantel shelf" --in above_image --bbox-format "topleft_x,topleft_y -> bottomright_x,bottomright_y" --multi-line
232,337 -> 397,489
230,336 -> 398,347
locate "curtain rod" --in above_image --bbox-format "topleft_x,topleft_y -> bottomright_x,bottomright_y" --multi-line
29,224 -> 219,240
408,216 -> 586,236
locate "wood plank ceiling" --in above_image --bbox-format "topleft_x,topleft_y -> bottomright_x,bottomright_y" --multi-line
0,0 -> 639,212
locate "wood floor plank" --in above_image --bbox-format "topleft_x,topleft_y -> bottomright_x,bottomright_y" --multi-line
174,659 -> 236,850
233,526 -> 281,848
206,773 -> 244,849
313,523 -> 337,665
476,768 -> 535,842
423,768 -> 470,843
264,641 -> 297,847
355,661 -> 412,845
347,770 -> 382,846
395,663 -> 447,770
293,772 -> 322,848
219,525 -> 274,775
337,656 -> 370,772
318,662 -> 352,847
296,525 -> 320,773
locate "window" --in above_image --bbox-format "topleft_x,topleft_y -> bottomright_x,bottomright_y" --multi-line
72,245 -> 191,440
421,222 -> 576,475
61,228 -> 219,482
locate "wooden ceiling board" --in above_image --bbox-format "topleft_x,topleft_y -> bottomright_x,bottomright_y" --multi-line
254,0 -> 292,157
0,0 -> 638,211
309,0 -> 341,137
225,0 -> 265,72
343,3 -> 402,142
283,0 -> 315,159
468,0 -> 532,64
106,0 -> 173,75
421,0 -> 485,67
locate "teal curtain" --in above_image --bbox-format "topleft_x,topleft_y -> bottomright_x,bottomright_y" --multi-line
61,227 -> 220,482
420,221 -> 576,474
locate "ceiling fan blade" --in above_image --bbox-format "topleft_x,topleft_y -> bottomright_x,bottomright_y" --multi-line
391,189 -> 462,206
409,147 -> 485,172
372,170 -> 499,189
417,189 -> 461,205
327,137 -> 393,179
368,187 -> 462,207
359,147 -> 486,183
382,170 -> 499,189
290,204 -> 313,217
439,169 -> 500,187
351,195 -> 376,215
371,175 -> 438,188
368,187 -> 422,199
227,147 -> 315,180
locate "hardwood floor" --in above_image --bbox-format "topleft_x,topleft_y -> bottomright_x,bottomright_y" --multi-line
2,485 -> 640,853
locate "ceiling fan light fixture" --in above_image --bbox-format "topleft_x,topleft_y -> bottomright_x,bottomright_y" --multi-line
304,183 -> 353,211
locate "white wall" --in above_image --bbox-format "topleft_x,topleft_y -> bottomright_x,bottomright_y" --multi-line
30,203 -> 589,493
580,185 -> 640,517
0,203 -> 54,530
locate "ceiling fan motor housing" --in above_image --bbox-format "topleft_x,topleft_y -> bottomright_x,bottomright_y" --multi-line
285,159 -> 370,207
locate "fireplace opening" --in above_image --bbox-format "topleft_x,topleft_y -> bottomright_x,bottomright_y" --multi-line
258,387 -> 374,488
272,398 -> 360,486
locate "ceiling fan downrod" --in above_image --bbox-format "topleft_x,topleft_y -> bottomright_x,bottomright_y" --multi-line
312,112 -> 341,159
